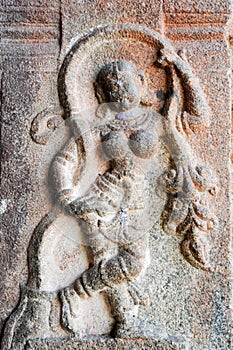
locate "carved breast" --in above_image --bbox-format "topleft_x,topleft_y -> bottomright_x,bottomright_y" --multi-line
101,130 -> 129,160
129,129 -> 158,158
101,127 -> 158,161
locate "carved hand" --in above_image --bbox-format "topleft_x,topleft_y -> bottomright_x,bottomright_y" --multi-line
58,189 -> 77,209
157,47 -> 179,67
157,47 -> 191,73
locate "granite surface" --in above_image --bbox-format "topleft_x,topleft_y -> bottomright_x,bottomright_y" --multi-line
0,1 -> 232,350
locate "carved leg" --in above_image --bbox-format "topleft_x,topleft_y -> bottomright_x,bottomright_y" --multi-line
106,284 -> 140,338
59,238 -> 148,337
74,240 -> 147,295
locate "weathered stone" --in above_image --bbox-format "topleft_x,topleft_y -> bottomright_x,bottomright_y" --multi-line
0,1 -> 232,350
26,336 -> 189,350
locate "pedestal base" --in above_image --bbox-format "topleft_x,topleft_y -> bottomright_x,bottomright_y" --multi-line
26,336 -> 189,350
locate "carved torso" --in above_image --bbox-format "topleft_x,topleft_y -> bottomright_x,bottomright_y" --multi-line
100,108 -> 158,172
74,109 -> 159,245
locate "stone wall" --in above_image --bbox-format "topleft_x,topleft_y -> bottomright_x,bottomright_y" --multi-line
0,1 -> 232,349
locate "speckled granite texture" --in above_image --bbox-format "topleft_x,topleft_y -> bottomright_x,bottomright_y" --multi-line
26,336 -> 188,350
0,1 -> 232,350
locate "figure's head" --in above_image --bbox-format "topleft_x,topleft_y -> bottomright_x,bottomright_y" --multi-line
95,60 -> 144,111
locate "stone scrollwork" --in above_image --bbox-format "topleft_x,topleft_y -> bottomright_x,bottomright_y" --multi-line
30,108 -> 63,145
1,24 -> 217,349
157,48 -> 217,271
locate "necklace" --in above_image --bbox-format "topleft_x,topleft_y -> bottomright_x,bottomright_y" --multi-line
108,107 -> 152,131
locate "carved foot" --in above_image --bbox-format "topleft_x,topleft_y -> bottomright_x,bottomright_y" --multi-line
59,279 -> 90,334
113,324 -> 141,339
59,286 -> 78,333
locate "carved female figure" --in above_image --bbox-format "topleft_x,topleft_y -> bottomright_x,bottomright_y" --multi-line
54,59 -> 156,336
2,29 -> 217,348
53,48 -> 214,337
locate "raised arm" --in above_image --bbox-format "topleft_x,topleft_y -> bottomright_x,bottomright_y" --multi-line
157,47 -> 217,272
158,47 -> 211,133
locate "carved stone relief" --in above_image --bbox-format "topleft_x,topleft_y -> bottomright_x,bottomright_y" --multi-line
1,24 -> 218,350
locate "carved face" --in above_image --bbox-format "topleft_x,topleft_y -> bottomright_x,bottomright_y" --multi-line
104,71 -> 141,111
95,60 -> 143,111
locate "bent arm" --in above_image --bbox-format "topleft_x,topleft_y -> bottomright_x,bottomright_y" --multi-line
173,54 -> 210,119
173,55 -> 211,132
52,137 -> 79,207
158,48 -> 211,133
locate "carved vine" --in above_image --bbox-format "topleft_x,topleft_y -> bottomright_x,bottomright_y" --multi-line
157,48 -> 217,271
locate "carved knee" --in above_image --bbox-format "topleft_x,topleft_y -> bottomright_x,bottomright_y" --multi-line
118,245 -> 146,280
100,244 -> 146,288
